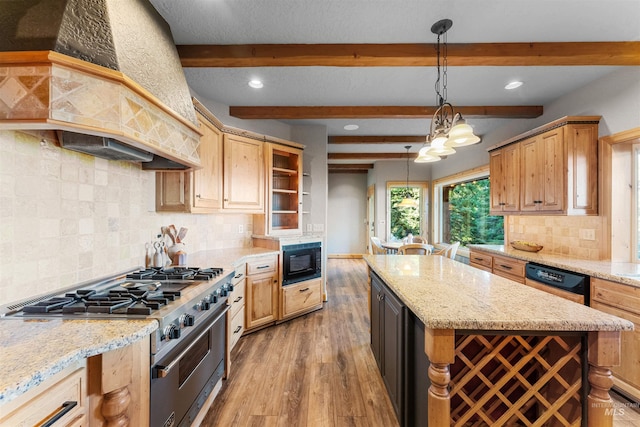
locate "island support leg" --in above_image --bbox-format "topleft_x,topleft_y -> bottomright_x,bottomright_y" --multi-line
587,330 -> 621,427
424,328 -> 455,427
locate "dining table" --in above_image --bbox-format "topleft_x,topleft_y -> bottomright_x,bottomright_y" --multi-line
381,241 -> 434,254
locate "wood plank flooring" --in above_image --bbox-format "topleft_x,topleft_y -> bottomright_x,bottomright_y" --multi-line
200,258 -> 399,427
200,258 -> 639,427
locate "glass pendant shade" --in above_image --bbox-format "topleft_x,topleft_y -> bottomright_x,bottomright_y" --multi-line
445,120 -> 481,147
415,144 -> 441,163
428,145 -> 456,156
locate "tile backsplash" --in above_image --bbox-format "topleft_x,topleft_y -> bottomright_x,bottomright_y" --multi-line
0,130 -> 253,305
506,215 -> 606,260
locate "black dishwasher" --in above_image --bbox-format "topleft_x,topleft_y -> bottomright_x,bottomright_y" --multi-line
525,263 -> 590,304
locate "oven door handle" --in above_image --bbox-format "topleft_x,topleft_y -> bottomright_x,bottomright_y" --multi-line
155,305 -> 230,379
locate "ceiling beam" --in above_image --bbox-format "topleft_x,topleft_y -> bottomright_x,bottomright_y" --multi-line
329,169 -> 369,174
329,135 -> 427,144
229,105 -> 542,120
177,42 -> 640,67
329,153 -> 415,160
328,163 -> 375,169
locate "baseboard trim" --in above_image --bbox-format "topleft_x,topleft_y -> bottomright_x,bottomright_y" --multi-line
328,254 -> 364,259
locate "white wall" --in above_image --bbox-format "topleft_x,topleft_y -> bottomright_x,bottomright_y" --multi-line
327,173 -> 368,254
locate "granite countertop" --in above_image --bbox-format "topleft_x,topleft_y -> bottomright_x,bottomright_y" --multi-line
0,247 -> 280,406
468,244 -> 640,289
364,254 -> 634,332
0,318 -> 157,405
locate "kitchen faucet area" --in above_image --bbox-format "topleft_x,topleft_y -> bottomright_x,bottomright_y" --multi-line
1,1 -> 639,426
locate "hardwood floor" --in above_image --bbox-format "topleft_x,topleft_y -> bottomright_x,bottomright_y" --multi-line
200,258 -> 639,427
200,258 -> 399,427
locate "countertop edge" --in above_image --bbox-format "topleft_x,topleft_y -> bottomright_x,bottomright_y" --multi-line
0,319 -> 157,405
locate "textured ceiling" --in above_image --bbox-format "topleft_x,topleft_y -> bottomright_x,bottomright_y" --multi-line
148,0 -> 640,161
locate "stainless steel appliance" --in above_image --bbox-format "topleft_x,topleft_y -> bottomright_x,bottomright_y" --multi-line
0,266 -> 234,427
282,242 -> 322,285
525,263 -> 589,305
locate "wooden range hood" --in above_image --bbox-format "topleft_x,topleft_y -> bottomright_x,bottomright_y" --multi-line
0,0 -> 202,169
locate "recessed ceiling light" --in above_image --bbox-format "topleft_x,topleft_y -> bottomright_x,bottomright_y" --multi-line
344,124 -> 359,131
248,79 -> 263,89
505,81 -> 524,90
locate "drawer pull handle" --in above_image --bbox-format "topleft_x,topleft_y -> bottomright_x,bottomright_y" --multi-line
234,273 -> 244,279
473,257 -> 484,261
256,265 -> 270,269
499,264 -> 513,270
299,288 -> 310,292
234,325 -> 242,334
234,296 -> 243,303
42,401 -> 78,427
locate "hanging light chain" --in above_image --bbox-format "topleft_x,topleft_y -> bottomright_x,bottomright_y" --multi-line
442,29 -> 448,106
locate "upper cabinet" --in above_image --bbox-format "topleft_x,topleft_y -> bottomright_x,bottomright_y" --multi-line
156,102 -> 270,214
254,143 -> 304,236
223,134 -> 264,212
156,109 -> 223,213
489,116 -> 600,216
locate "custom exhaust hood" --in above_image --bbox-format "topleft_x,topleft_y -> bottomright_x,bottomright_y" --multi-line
0,0 -> 202,170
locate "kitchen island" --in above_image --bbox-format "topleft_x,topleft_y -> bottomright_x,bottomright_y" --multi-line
364,254 -> 634,426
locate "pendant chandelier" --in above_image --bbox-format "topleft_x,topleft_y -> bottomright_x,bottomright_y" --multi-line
398,145 -> 419,208
415,19 -> 480,163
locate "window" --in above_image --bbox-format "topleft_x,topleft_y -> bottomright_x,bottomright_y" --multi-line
386,181 -> 428,241
432,166 -> 504,246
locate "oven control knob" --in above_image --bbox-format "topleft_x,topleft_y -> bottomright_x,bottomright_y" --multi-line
198,299 -> 210,311
180,313 -> 195,327
163,324 -> 180,340
227,283 -> 234,292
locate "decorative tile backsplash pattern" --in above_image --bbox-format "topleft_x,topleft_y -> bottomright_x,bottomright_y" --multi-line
0,61 -> 201,166
0,130 -> 252,305
506,215 -> 605,260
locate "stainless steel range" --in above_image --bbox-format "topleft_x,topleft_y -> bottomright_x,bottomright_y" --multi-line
0,266 -> 234,427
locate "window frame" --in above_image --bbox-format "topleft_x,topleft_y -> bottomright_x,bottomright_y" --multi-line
633,143 -> 640,262
385,180 -> 429,242
431,164 -> 492,245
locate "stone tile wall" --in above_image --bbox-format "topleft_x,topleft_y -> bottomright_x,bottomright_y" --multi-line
0,129 -> 252,305
506,215 -> 606,260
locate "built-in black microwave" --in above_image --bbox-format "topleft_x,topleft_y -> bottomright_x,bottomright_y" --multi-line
282,242 -> 322,286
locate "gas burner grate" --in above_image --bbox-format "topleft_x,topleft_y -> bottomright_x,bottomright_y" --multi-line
125,267 -> 224,281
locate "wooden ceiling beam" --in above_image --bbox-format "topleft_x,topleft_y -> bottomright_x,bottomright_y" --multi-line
328,153 -> 415,160
177,42 -> 640,67
328,163 -> 375,169
229,105 -> 542,120
328,169 -> 369,174
329,135 -> 427,144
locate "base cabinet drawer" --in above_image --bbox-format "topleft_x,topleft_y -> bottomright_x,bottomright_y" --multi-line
0,361 -> 86,426
229,308 -> 245,351
469,250 -> 493,271
281,278 -> 323,319
491,254 -> 526,283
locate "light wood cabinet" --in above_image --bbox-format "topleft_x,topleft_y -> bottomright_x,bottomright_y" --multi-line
468,249 -> 525,283
489,116 -> 600,216
228,266 -> 246,349
223,134 -> 264,212
591,277 -> 640,401
489,143 -> 520,213
281,277 -> 323,319
520,127 -> 565,212
245,254 -> 279,330
254,143 -> 304,236
156,109 -> 223,213
0,360 -> 87,426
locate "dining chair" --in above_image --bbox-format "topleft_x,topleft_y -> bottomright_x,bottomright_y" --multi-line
434,241 -> 461,259
411,236 -> 428,244
370,237 -> 387,255
398,243 -> 432,255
